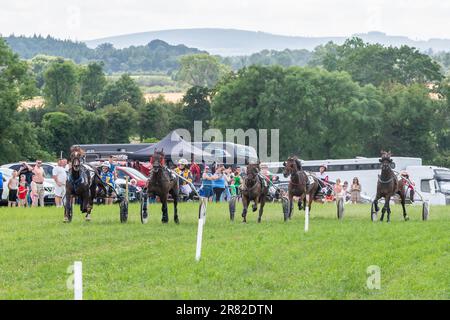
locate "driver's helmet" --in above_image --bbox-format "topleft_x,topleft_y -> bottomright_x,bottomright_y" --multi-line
102,161 -> 111,170
320,164 -> 328,171
178,158 -> 188,166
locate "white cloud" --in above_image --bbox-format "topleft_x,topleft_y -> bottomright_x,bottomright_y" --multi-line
0,0 -> 449,40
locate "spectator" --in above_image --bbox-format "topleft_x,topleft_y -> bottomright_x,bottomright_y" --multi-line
351,177 -> 362,204
52,159 -> 67,208
190,161 -> 202,188
211,165 -> 226,202
200,165 -> 214,201
175,159 -> 194,201
7,171 -> 19,207
229,175 -> 237,197
343,181 -> 351,203
0,170 -> 3,202
30,177 -> 39,207
334,178 -> 344,204
233,167 -> 242,199
18,162 -> 33,186
18,175 -> 28,207
32,160 -> 45,207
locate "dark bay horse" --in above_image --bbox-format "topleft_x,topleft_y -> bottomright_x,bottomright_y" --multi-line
283,156 -> 320,221
143,151 -> 179,224
372,151 -> 409,222
241,163 -> 269,223
64,146 -> 105,222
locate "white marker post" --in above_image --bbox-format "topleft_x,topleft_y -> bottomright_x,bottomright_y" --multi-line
195,198 -> 207,261
74,261 -> 83,300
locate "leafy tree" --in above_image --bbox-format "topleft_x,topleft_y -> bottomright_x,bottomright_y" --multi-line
100,74 -> 144,109
175,54 -> 231,88
138,96 -> 172,140
0,38 -> 46,163
310,38 -> 443,86
43,58 -> 80,107
41,112 -> 76,156
80,62 -> 107,111
98,101 -> 138,143
181,86 -> 212,132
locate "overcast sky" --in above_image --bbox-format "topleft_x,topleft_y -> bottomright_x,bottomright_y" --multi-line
1,0 -> 450,41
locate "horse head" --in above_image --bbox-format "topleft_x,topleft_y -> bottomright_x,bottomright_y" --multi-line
379,150 -> 393,170
151,150 -> 166,170
246,163 -> 260,181
70,145 -> 85,172
283,156 -> 300,178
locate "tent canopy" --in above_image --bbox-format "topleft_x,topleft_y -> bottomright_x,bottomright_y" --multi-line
128,131 -> 210,163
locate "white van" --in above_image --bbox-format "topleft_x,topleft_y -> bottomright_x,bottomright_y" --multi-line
407,166 -> 450,205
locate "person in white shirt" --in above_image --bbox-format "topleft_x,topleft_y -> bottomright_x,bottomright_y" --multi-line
52,159 -> 68,207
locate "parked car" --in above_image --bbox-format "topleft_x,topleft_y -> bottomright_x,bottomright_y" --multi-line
116,166 -> 148,188
0,162 -> 56,205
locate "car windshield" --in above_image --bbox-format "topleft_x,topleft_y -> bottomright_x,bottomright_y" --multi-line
438,180 -> 450,194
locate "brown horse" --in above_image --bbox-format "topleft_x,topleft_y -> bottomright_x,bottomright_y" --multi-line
241,163 -> 269,223
372,151 -> 409,222
64,146 -> 105,222
283,156 -> 320,221
143,151 -> 179,224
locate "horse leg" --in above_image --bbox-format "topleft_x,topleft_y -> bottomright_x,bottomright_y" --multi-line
161,195 -> 168,223
380,200 -> 387,222
241,196 -> 249,223
171,189 -> 179,224
64,194 -> 71,222
386,196 -> 392,223
400,192 -> 409,221
258,195 -> 265,223
288,194 -> 293,219
252,200 -> 258,212
298,198 -> 303,211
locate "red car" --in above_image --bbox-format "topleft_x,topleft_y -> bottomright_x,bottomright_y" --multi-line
116,166 -> 148,188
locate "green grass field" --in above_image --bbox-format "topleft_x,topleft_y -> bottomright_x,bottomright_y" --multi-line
0,202 -> 448,300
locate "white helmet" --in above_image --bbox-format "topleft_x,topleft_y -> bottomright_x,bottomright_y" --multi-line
178,158 -> 188,165
102,161 -> 111,169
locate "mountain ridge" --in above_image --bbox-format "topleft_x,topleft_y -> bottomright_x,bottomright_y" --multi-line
84,28 -> 450,56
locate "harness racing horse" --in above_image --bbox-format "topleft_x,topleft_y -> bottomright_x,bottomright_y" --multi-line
142,151 -> 179,224
64,146 -> 105,222
283,156 -> 320,222
241,163 -> 269,223
372,151 -> 410,222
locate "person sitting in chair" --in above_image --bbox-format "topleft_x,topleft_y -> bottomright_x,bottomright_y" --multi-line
175,158 -> 194,201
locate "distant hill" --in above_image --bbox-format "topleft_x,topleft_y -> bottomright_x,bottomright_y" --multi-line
84,29 -> 450,56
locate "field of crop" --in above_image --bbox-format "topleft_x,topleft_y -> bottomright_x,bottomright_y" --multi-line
0,202 -> 448,300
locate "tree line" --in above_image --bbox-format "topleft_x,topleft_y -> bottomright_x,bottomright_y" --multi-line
5,35 -> 205,74
5,34 -> 450,76
0,37 -> 449,167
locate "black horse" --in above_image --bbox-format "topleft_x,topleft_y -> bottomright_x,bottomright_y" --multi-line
372,151 -> 410,222
64,146 -> 106,222
142,151 -> 179,224
241,163 -> 269,223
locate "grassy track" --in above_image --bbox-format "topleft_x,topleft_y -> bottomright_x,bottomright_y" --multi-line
0,202 -> 448,300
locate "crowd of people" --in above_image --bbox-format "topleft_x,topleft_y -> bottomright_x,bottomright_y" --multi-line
317,164 -> 362,204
